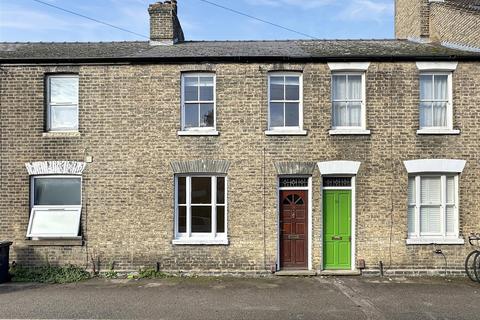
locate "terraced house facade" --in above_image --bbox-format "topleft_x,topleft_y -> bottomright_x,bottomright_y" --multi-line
1,0 -> 480,275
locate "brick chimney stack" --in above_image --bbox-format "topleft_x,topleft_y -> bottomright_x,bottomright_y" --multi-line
148,1 -> 184,45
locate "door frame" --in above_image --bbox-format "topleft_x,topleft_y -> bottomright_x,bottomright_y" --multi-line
276,176 -> 313,271
320,175 -> 356,271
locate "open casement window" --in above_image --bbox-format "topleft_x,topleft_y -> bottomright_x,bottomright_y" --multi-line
407,175 -> 459,241
331,73 -> 366,129
174,175 -> 227,244
419,73 -> 453,130
27,176 -> 82,238
268,73 -> 303,132
46,75 -> 79,132
181,73 -> 216,132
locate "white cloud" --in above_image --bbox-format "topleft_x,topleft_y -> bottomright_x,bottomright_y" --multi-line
336,0 -> 393,22
244,0 -> 334,9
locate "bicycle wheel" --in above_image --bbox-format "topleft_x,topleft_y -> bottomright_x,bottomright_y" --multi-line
473,251 -> 480,282
465,250 -> 480,282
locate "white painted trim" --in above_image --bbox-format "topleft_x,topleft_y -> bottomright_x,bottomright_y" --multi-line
403,159 -> 466,174
327,62 -> 370,71
177,130 -> 219,136
416,129 -> 460,135
265,129 -> 307,136
329,129 -> 371,135
317,161 -> 361,176
276,177 -> 313,271
416,61 -> 458,71
172,238 -> 229,245
25,161 -> 86,175
46,74 -> 79,132
406,238 -> 464,245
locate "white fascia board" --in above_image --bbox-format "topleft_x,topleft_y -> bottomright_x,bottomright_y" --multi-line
317,161 -> 361,175
327,62 -> 370,71
416,61 -> 458,71
403,159 -> 466,174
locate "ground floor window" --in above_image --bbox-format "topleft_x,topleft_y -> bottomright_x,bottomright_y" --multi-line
27,176 -> 82,238
408,175 -> 458,240
174,175 -> 227,244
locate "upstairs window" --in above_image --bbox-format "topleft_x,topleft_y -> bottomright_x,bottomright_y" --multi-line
331,73 -> 365,129
46,75 -> 79,132
27,176 -> 82,238
419,73 -> 452,130
181,73 -> 216,132
267,73 -> 303,133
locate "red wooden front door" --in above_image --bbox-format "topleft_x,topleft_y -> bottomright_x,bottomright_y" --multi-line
280,190 -> 308,270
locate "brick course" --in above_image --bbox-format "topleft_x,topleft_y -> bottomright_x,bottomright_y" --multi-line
1,61 -> 479,274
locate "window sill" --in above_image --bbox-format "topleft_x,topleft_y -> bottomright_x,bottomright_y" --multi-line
416,129 -> 460,135
42,131 -> 81,138
172,238 -> 229,245
329,129 -> 371,135
25,237 -> 84,246
265,130 -> 307,136
177,130 -> 219,136
406,238 -> 464,245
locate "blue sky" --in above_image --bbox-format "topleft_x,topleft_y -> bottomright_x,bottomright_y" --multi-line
0,0 -> 394,42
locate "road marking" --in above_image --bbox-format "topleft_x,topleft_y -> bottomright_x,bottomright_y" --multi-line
320,278 -> 386,320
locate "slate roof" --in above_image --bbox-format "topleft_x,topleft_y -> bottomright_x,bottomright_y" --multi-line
1,39 -> 479,63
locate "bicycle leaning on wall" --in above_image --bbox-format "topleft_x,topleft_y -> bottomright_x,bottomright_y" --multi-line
465,234 -> 480,282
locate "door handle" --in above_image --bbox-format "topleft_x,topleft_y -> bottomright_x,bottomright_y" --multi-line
332,236 -> 343,240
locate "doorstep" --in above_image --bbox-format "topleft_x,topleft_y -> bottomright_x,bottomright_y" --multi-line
275,270 -> 317,276
318,269 -> 362,276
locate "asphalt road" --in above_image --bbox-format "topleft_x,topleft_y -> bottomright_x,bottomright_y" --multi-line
0,276 -> 479,319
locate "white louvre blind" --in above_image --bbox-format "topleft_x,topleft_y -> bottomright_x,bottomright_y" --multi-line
407,177 -> 416,234
420,177 -> 441,204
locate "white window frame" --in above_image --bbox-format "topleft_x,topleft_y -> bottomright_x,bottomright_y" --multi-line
179,73 -> 218,136
407,174 -> 463,245
27,175 -> 82,238
329,72 -> 369,135
265,72 -> 306,135
173,175 -> 228,245
46,74 -> 79,132
417,72 -> 455,134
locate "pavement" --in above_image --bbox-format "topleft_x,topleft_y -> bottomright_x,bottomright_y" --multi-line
0,276 -> 479,320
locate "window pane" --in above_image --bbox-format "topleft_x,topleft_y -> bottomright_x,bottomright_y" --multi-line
434,75 -> 448,100
29,208 -> 80,236
50,106 -> 78,130
446,177 -> 455,204
184,103 -> 199,128
270,102 -> 284,127
285,102 -> 299,126
200,103 -> 214,127
432,102 -> 447,127
332,101 -> 347,127
178,177 -> 186,204
420,75 -> 433,100
421,177 -> 441,204
285,76 -> 299,100
408,206 -> 415,234
347,75 -> 362,100
270,76 -> 284,100
184,77 -> 198,101
408,177 -> 415,204
217,177 -> 225,204
419,102 -> 432,128
50,77 -> 78,104
347,102 -> 361,127
332,75 -> 347,100
216,206 -> 225,233
178,206 -> 186,233
446,205 -> 455,234
191,177 -> 211,204
420,206 -> 441,234
191,206 -> 212,233
34,178 -> 81,206
199,76 -> 214,101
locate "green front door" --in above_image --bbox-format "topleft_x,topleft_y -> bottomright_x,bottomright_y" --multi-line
323,190 -> 351,270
